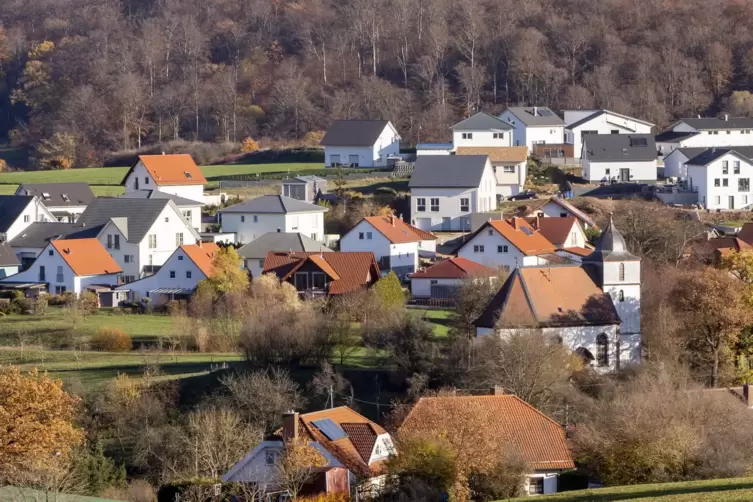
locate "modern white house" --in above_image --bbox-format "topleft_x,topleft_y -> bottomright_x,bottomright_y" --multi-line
564,109 -> 654,159
340,215 -> 437,279
0,195 -> 57,242
451,112 -> 514,149
455,146 -> 529,200
500,107 -> 565,150
281,176 -> 327,203
521,197 -> 599,230
115,242 -> 219,303
72,198 -> 200,284
237,232 -> 333,279
14,182 -> 94,222
1,239 -> 121,295
474,217 -> 641,372
655,116 -> 753,157
0,242 -> 20,279
119,189 -> 203,232
121,154 -> 207,203
409,155 -> 496,232
662,147 -> 710,180
408,257 -> 495,299
7,222 -> 78,270
219,195 -> 327,244
686,148 -> 753,210
320,120 -> 401,168
456,218 -> 557,270
581,134 -> 657,182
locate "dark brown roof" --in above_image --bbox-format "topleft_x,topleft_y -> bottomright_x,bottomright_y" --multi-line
262,251 -> 380,295
527,216 -> 580,247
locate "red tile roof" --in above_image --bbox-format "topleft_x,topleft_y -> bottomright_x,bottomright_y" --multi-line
356,215 -> 437,244
181,242 -> 220,276
482,218 -> 557,256
409,257 -> 496,279
526,216 -> 580,247
128,154 -> 207,186
561,246 -> 593,257
50,239 -> 122,276
262,251 -> 380,295
399,395 -> 575,471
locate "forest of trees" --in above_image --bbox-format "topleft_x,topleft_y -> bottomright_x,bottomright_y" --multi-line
2,0 -> 753,166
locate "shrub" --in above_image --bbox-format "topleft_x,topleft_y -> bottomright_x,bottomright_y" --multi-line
10,297 -> 31,314
0,159 -> 7,172
32,297 -> 48,315
373,272 -> 406,309
91,328 -> 132,352
48,294 -> 67,306
240,137 -> 261,153
302,130 -> 325,146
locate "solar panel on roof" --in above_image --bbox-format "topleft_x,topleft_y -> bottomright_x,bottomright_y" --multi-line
630,137 -> 648,147
312,418 -> 347,441
538,109 -> 554,116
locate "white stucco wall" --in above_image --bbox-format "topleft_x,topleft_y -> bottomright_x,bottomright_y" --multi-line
341,220 -> 392,262
178,205 -> 203,231
97,221 -> 140,282
410,277 -> 463,298
4,198 -> 55,242
582,160 -> 657,182
499,109 -> 565,150
494,161 -> 527,198
123,161 -> 205,202
526,472 -> 562,495
116,247 -> 209,301
687,153 -> 753,210
568,113 -> 653,158
221,211 -> 325,244
662,150 -> 691,179
457,227 -> 525,270
452,130 -> 512,149
135,205 -> 199,278
324,124 -> 400,167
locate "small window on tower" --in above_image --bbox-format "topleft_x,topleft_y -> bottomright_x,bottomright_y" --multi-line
618,290 -> 625,302
619,263 -> 625,281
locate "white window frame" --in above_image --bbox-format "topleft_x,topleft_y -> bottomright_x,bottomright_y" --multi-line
502,165 -> 515,173
416,198 -> 426,212
460,198 -> 470,212
430,198 -> 439,212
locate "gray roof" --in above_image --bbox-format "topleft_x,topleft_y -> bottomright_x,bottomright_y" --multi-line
119,189 -> 202,207
583,216 -> 639,262
409,155 -> 489,188
0,242 -> 20,266
8,222 -> 79,249
583,134 -> 657,162
451,112 -> 513,131
219,195 -> 327,214
504,107 -> 564,126
568,109 -> 655,130
72,198 -> 181,243
672,147 -> 709,160
679,117 -> 753,131
684,147 -> 753,167
237,232 -> 333,259
320,120 -> 394,146
283,176 -> 326,185
655,130 -> 699,143
17,182 -> 94,207
0,195 -> 34,234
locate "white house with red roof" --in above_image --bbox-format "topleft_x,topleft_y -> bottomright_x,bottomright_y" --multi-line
340,215 -> 437,279
121,154 -> 207,203
409,257 -> 496,299
115,243 -> 219,303
1,239 -> 121,295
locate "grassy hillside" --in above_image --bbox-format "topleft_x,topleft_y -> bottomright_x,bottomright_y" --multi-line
498,478 -> 753,501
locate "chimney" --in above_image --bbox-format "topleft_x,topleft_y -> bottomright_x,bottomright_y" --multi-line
197,241 -> 202,247
389,215 -> 394,226
282,410 -> 299,443
162,151 -> 166,155
491,386 -> 505,396
725,114 -> 729,122
533,106 -> 538,116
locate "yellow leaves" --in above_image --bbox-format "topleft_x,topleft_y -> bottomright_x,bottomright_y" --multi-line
28,40 -> 55,59
240,137 -> 261,153
112,373 -> 142,404
282,437 -> 327,470
302,130 -> 325,146
206,246 -> 249,294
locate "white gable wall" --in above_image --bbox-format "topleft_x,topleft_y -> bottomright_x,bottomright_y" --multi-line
116,247 -> 209,302
221,211 -> 325,244
341,220 -> 392,263
687,153 -> 753,210
4,198 -> 55,242
97,221 -> 140,282
568,113 -> 653,158
137,205 -> 199,277
458,227 -> 529,270
582,160 -> 657,183
663,150 -> 692,179
452,130 -> 512,149
324,124 -> 400,168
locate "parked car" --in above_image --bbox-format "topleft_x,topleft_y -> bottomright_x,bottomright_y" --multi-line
508,191 -> 538,201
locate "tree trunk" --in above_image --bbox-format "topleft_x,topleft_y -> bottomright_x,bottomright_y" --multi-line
712,345 -> 720,387
322,43 -> 327,83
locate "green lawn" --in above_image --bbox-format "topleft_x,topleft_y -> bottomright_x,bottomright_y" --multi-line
499,477 -> 753,501
416,309 -> 453,337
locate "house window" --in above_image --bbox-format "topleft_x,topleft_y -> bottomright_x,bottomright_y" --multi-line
723,161 -> 729,174
55,286 -> 66,295
430,279 -> 438,285
183,210 -> 192,220
528,477 -> 544,495
176,233 -> 184,246
460,198 -> 470,212
618,290 -> 625,302
367,232 -> 373,240
618,263 -> 625,281
359,232 -> 365,240
723,178 -> 729,187
145,177 -> 150,184
23,214 -> 30,223
596,334 -> 609,367
715,178 -> 720,187
745,195 -> 750,205
253,215 -> 258,223
430,198 -> 439,212
169,271 -> 176,279
56,265 -> 64,283
473,245 -> 485,253
48,249 -> 53,256
715,195 -> 721,205
734,161 -> 741,174
39,266 -> 45,282
148,234 -> 157,249
124,255 -> 131,263
294,272 -> 309,290
107,235 -> 113,249
265,451 -> 278,465
312,272 -> 327,289
571,232 -> 577,246
605,168 -> 610,175
487,229 -> 493,236
416,198 -> 426,212
493,133 -> 504,139
241,215 -> 245,223
330,154 -> 341,167
113,235 -> 120,250
164,217 -> 169,223
178,255 -> 183,261
349,154 -> 359,167
462,133 -> 473,139
503,166 -> 515,173
611,130 -> 619,134
740,178 -> 750,192
186,271 -> 192,279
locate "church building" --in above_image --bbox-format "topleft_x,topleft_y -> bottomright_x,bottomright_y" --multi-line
474,217 -> 641,371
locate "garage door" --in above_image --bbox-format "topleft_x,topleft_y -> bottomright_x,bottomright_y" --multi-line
415,218 -> 432,231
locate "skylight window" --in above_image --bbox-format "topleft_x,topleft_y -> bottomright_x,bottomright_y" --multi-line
42,192 -> 51,200
184,171 -> 192,179
61,194 -> 70,202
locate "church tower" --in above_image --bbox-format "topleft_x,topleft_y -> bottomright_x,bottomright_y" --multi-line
582,216 -> 641,365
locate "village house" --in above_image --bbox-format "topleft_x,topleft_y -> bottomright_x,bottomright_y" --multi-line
115,242 -> 219,304
238,232 -> 333,279
564,109 -> 654,159
340,215 -> 437,279
72,198 -> 200,284
219,195 -> 327,244
408,256 -> 496,300
121,154 -> 207,203
1,238 -> 121,295
409,155 -> 496,232
456,217 -> 557,271
281,176 -> 328,203
518,196 -> 599,230
662,147 -> 712,180
7,221 -> 78,270
398,393 -> 575,495
0,242 -> 20,279
686,148 -> 753,210
455,146 -> 529,200
119,189 -> 203,232
581,134 -> 657,183
0,195 -> 57,242
14,182 -> 94,223
261,251 -> 380,297
474,217 -> 642,371
223,407 -> 394,498
451,112 -> 514,149
526,216 -> 589,250
320,120 -> 401,168
500,106 -> 566,152
655,116 -> 753,156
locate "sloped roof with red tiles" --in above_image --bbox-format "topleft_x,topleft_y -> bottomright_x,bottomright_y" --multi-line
399,395 -> 575,471
121,154 -> 207,186
354,215 -> 437,244
526,216 -> 580,247
262,251 -> 380,295
409,257 -> 496,279
180,243 -> 220,276
467,218 -> 556,256
50,239 -> 122,276
561,246 -> 594,257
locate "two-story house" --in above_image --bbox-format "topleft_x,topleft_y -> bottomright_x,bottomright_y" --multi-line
238,232 -> 333,279
500,106 -> 565,152
455,146 -> 528,200
0,195 -> 56,242
451,112 -> 514,149
686,148 -> 753,210
320,120 -> 401,168
14,182 -> 94,223
119,189 -> 202,232
409,155 -> 496,232
121,154 -> 207,203
456,217 -> 556,270
7,221 -> 78,269
340,215 -> 437,279
582,134 -> 657,182
281,176 -> 328,203
71,198 -> 199,283
1,238 -> 121,295
564,109 -> 654,159
655,116 -> 753,157
219,195 -> 327,244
